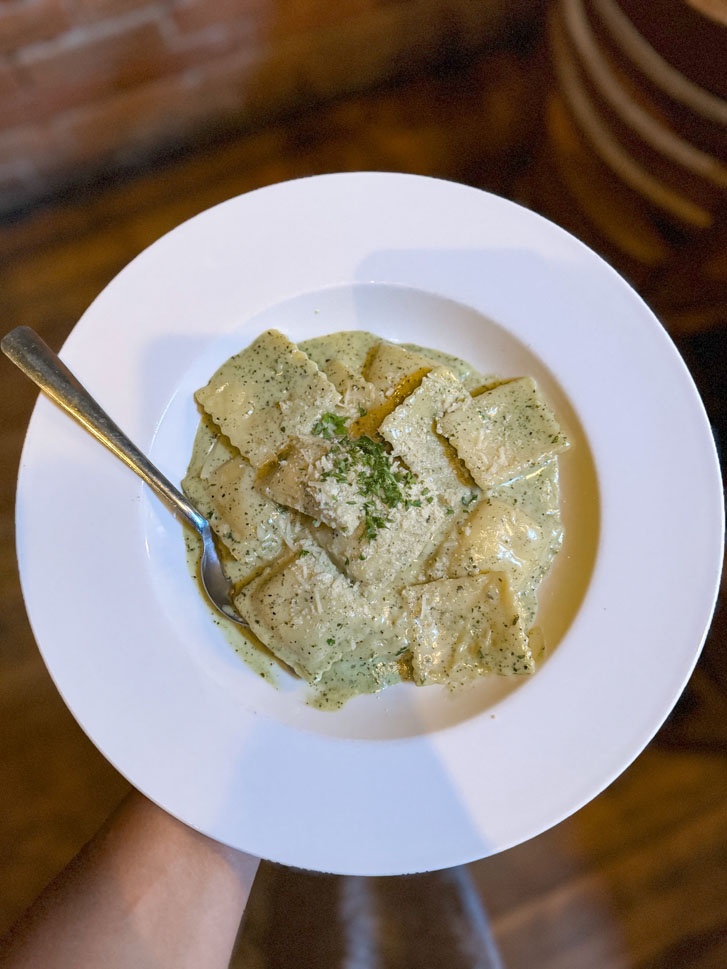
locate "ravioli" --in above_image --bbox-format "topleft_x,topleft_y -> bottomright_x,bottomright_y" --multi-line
195,329 -> 340,468
300,330 -> 381,377
363,342 -> 432,397
379,367 -> 475,501
234,544 -> 375,683
254,438 -> 330,520
341,342 -> 434,438
427,495 -> 553,629
184,330 -> 570,707
316,359 -> 378,417
182,424 -> 290,579
318,479 -> 449,587
402,574 -> 534,686
438,377 -> 570,488
428,496 -> 544,584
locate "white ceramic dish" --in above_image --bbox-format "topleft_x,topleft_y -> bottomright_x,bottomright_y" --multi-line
15,173 -> 724,875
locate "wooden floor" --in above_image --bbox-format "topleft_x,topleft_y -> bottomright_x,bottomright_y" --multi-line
1,35 -> 725,969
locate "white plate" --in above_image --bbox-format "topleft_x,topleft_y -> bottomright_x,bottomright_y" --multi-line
15,173 -> 723,875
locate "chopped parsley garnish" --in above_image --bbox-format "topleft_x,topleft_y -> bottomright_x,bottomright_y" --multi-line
326,637 -> 335,645
312,408 -> 438,542
310,416 -> 426,540
312,412 -> 349,440
363,502 -> 391,541
299,549 -> 310,557
461,492 -> 478,507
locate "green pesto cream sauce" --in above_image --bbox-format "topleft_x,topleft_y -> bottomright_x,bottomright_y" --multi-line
186,331 -> 561,710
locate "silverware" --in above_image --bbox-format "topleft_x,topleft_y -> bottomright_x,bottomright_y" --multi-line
2,326 -> 248,628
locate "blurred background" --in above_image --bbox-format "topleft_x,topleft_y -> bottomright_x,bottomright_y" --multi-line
1,1 -> 725,966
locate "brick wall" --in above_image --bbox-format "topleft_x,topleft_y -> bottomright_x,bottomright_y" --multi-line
0,0 -> 524,214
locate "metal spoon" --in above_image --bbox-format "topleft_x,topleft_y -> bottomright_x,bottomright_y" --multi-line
2,325 -> 248,627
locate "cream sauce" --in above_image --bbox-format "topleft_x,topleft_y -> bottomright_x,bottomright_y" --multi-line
184,330 -> 567,709
183,529 -> 280,683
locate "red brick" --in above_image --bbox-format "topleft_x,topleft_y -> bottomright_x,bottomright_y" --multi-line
0,122 -> 48,159
56,45 -> 267,173
0,59 -> 23,99
1,16 -> 258,129
60,69 -> 207,162
18,21 -> 168,101
0,79 -> 37,130
174,0 -> 376,40
171,0 -> 268,36
0,0 -> 516,210
269,0 -> 380,37
0,124 -> 51,185
74,0 -> 162,22
168,0 -> 263,66
0,0 -> 72,55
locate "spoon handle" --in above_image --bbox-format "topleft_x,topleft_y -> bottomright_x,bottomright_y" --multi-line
2,326 -> 207,534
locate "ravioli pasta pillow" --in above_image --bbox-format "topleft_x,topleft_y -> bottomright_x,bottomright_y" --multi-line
184,329 -> 570,708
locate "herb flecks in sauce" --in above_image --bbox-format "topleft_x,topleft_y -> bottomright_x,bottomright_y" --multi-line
183,329 -> 570,709
312,412 -> 348,440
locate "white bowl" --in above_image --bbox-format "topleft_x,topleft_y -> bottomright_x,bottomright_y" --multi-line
16,173 -> 724,874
